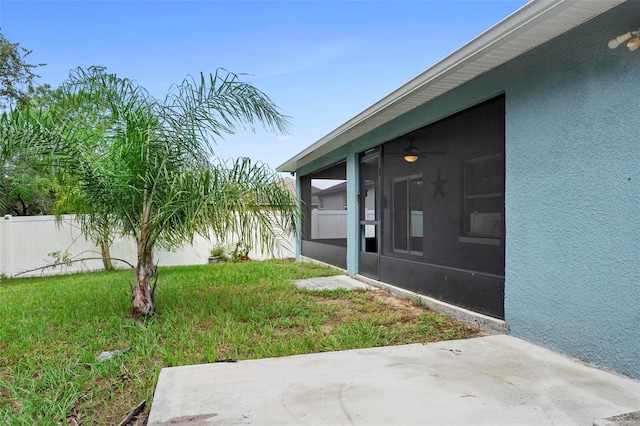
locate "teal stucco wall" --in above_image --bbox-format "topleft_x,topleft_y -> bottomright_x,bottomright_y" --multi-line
503,2 -> 639,379
296,2 -> 639,377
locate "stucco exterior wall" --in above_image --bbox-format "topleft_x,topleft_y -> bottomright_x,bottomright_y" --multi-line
503,2 -> 640,378
296,2 -> 639,377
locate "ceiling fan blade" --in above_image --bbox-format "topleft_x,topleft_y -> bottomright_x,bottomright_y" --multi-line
385,151 -> 446,156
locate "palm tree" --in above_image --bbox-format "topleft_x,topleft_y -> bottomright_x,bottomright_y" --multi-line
1,66 -> 298,316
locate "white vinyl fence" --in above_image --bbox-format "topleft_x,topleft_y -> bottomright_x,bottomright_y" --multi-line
0,215 -> 295,278
310,209 -> 347,239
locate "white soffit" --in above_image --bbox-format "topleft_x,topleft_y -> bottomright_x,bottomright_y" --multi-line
277,0 -> 625,173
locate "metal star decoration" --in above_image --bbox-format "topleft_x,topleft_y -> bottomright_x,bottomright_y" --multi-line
431,170 -> 447,199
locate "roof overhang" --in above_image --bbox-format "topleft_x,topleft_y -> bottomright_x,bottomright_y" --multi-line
277,0 -> 625,173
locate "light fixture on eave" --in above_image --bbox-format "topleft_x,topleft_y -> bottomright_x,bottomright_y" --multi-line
403,136 -> 420,163
608,29 -> 640,51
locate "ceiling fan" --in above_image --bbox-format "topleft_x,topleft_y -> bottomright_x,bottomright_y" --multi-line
385,135 -> 445,163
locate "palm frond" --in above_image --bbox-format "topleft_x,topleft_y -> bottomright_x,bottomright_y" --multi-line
1,64 -> 299,285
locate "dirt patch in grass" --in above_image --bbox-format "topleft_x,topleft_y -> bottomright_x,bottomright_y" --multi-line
368,289 -> 435,317
73,374 -> 139,425
0,379 -> 20,415
317,288 -> 484,341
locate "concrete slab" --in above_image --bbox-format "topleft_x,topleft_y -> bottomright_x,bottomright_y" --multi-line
148,335 -> 640,425
294,275 -> 372,291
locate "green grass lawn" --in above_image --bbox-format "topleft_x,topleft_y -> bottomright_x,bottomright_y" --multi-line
0,260 -> 480,425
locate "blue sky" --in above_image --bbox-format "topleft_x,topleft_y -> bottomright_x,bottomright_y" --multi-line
1,0 -> 528,171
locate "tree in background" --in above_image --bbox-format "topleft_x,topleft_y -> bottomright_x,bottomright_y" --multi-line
0,31 -> 58,216
0,84 -> 63,216
2,66 -> 298,316
0,151 -> 59,215
0,30 -> 43,108
0,33 -> 116,270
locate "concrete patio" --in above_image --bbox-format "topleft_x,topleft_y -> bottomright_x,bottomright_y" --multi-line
148,335 -> 640,425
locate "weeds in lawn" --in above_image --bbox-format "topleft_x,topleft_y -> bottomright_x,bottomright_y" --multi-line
0,260 -> 480,424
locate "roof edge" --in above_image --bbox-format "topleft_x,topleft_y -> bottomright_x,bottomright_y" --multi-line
277,0 -> 623,172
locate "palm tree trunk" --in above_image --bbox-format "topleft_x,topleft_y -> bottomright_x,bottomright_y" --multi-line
99,239 -> 113,271
132,233 -> 155,316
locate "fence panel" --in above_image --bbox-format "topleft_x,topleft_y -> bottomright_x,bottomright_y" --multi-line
0,215 -> 295,278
